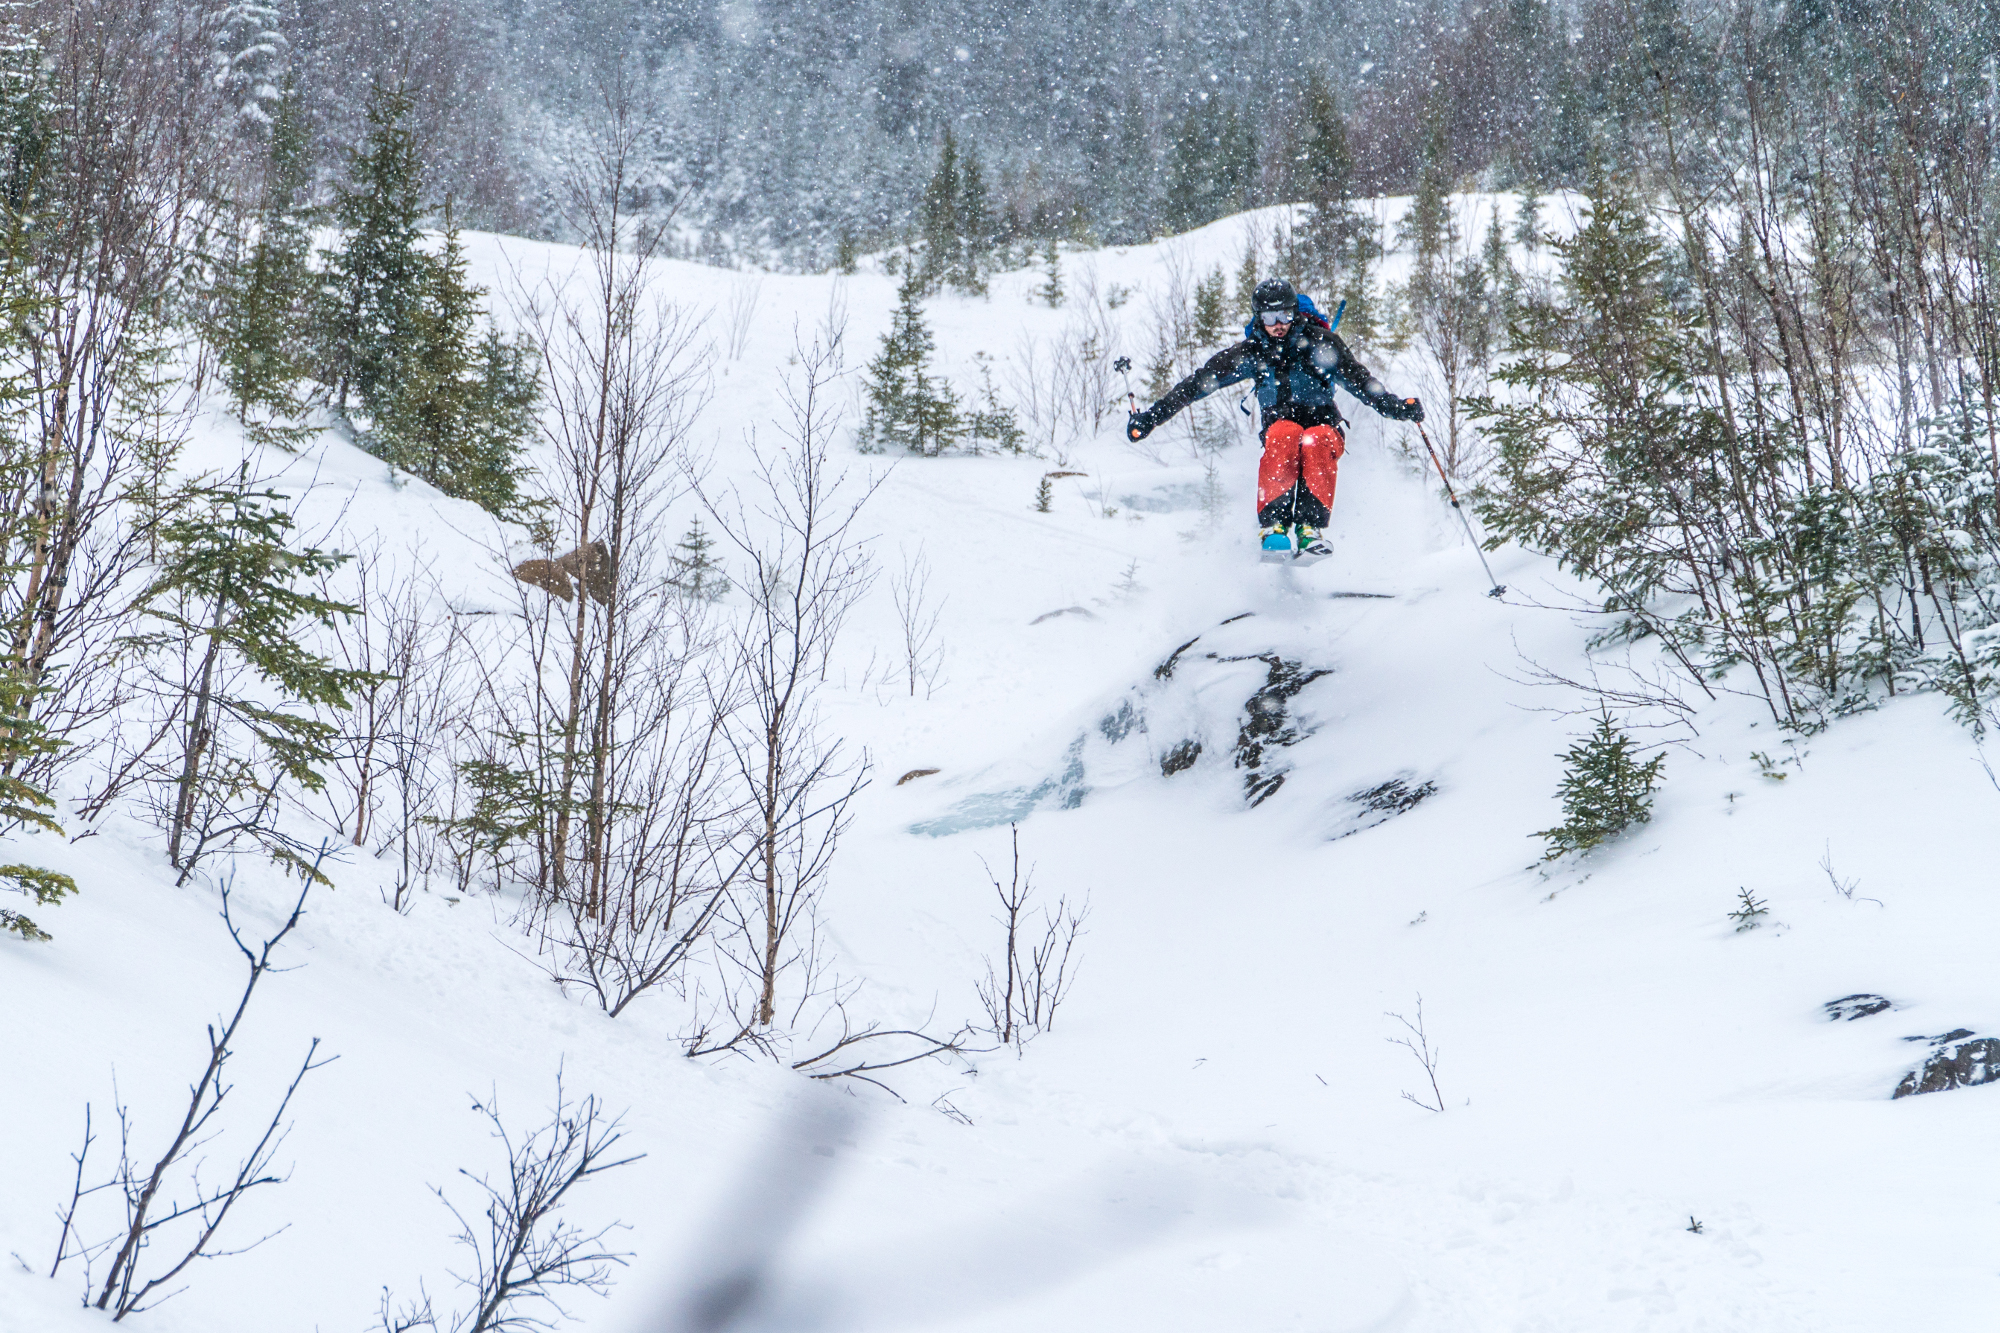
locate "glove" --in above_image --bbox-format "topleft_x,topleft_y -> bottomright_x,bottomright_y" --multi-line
1127,408 -> 1157,442
1390,396 -> 1424,422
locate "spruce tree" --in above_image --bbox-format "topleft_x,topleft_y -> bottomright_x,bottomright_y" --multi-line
1162,100 -> 1256,235
319,81 -> 426,417
856,271 -> 962,456
965,351 -> 1025,453
1398,111 -> 1454,288
373,205 -> 540,518
669,518 -> 730,601
0,40 -> 72,939
1291,73 -> 1365,293
1536,713 -> 1666,859
212,1 -> 287,130
1192,267 -> 1229,347
129,468 -> 385,880
917,130 -> 961,295
1038,236 -> 1064,308
1514,184 -> 1543,253
0,664 -> 75,941
1338,241 -> 1380,346
955,139 -> 991,295
217,81 -> 315,442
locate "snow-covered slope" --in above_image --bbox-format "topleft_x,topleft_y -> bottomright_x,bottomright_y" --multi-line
5,201 -> 1995,1332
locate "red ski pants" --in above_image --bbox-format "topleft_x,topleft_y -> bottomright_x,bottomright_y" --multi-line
1257,420 -> 1345,528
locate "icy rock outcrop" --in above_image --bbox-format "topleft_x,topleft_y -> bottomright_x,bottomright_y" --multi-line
1328,776 -> 1439,838
1227,654 -> 1333,806
1160,739 -> 1202,776
1893,1030 -> 2000,1098
1822,993 -> 1892,1021
910,614 -> 1338,834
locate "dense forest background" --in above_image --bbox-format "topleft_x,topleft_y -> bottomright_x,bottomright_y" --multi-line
271,0 -> 2000,267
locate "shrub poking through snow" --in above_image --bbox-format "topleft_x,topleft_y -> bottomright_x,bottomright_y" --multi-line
1536,711 -> 1664,859
1729,887 -> 1770,931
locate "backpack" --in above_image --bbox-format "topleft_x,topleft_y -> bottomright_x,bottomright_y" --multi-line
1294,292 -> 1336,331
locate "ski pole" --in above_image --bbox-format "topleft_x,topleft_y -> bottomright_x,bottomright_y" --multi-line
1414,420 -> 1506,599
1112,356 -> 1137,414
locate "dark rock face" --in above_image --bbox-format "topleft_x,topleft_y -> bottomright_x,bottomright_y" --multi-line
1893,1032 -> 2000,1099
1823,994 -> 1892,1022
1351,778 -> 1436,817
1160,740 -> 1202,776
1099,699 -> 1142,743
1225,654 -> 1333,806
1330,776 -> 1438,839
1154,637 -> 1202,681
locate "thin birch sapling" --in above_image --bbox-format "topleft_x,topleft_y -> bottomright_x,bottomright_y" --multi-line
375,1075 -> 642,1333
890,546 -> 944,698
51,859 -> 336,1319
976,823 -> 1087,1049
708,332 -> 881,1033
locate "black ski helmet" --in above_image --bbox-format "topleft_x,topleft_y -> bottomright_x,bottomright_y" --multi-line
1252,278 -> 1298,315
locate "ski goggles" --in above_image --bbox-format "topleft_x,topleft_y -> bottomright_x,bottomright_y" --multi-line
1257,309 -> 1295,327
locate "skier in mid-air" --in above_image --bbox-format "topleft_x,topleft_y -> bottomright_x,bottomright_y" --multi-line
1125,278 -> 1424,562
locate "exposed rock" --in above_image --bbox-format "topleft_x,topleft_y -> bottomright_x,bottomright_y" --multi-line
1030,606 -> 1094,625
1099,700 -> 1143,743
561,540 -> 616,604
1154,636 -> 1201,680
1160,740 -> 1202,776
511,540 -> 615,605
895,768 -> 940,786
1330,776 -> 1438,838
1822,993 -> 1892,1022
1352,778 -> 1436,816
510,557 -> 574,602
1894,1031 -> 2000,1099
1225,653 -> 1332,806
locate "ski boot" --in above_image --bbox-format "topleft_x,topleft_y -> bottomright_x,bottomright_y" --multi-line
1258,524 -> 1293,564
1293,524 -> 1334,564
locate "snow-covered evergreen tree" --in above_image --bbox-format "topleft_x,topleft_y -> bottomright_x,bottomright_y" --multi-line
217,82 -> 314,440
856,271 -> 962,457
318,81 -> 426,417
373,206 -> 540,518
211,1 -> 287,131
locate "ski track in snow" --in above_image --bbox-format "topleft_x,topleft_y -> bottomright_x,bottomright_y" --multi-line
3,199 -> 1995,1332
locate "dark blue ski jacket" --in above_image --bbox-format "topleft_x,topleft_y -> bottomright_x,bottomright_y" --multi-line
1138,316 -> 1412,433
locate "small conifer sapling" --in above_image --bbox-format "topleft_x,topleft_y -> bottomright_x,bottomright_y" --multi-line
669,518 -> 730,602
1039,237 -> 1064,308
1537,712 -> 1665,859
1729,888 -> 1770,932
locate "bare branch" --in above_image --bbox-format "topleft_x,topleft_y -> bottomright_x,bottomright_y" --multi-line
1385,995 -> 1447,1113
